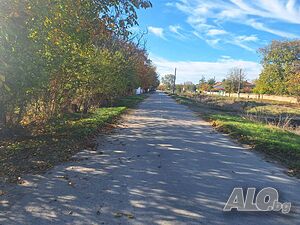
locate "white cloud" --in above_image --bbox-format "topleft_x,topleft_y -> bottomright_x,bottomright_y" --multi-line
230,0 -> 300,24
192,32 -> 222,48
150,54 -> 262,83
169,25 -> 186,39
229,41 -> 255,52
237,35 -> 258,42
221,55 -> 231,59
206,39 -> 221,47
169,25 -> 181,34
226,35 -> 259,52
247,20 -> 300,39
207,29 -> 228,36
170,0 -> 300,44
148,26 -> 165,39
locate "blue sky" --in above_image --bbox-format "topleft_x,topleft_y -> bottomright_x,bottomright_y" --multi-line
134,0 -> 300,83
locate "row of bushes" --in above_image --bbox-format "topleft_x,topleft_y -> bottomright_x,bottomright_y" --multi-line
0,0 -> 159,128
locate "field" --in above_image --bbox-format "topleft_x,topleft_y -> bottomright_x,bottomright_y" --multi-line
192,94 -> 300,115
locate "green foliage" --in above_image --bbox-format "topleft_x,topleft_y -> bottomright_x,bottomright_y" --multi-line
175,84 -> 183,93
183,81 -> 196,92
198,76 -> 215,92
161,74 -> 176,90
207,78 -> 216,87
0,0 -> 158,127
255,40 -> 300,99
224,68 -> 245,95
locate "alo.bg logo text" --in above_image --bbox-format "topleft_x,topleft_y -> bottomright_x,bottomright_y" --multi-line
223,187 -> 291,214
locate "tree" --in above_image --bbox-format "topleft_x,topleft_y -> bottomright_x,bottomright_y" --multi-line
161,74 -> 176,92
224,68 -> 245,97
199,76 -> 206,92
286,71 -> 300,102
0,0 -> 157,127
175,84 -> 183,93
207,77 -> 216,91
183,81 -> 196,92
255,40 -> 300,99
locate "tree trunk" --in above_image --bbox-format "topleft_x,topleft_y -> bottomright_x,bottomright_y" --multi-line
83,102 -> 89,114
0,110 -> 6,127
17,103 -> 25,124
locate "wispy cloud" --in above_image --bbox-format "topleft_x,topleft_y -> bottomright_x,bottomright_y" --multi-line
227,35 -> 259,52
192,31 -> 222,48
169,25 -> 181,34
236,35 -> 258,42
150,54 -> 262,83
229,0 -> 300,24
168,0 -> 300,51
207,29 -> 228,36
247,19 -> 300,39
148,26 -> 165,39
168,25 -> 187,39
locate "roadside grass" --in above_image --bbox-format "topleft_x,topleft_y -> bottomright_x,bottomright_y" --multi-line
113,95 -> 148,108
170,93 -> 300,176
0,94 -> 148,182
246,105 -> 300,117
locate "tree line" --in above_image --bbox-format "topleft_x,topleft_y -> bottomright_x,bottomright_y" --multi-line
0,0 -> 159,127
161,40 -> 300,102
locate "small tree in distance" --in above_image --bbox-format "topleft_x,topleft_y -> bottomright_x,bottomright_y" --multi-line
224,68 -> 246,97
161,74 -> 176,92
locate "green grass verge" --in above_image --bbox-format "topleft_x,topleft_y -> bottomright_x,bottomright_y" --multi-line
170,94 -> 300,175
0,94 -> 148,182
246,105 -> 300,117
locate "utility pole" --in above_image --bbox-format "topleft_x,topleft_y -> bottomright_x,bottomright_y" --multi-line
237,68 -> 242,98
173,68 -> 177,94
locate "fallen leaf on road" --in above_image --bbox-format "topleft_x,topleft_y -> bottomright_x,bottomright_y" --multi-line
57,175 -> 69,180
68,181 -> 76,187
114,212 -> 135,219
17,177 -> 26,185
125,213 -> 135,219
114,212 -> 123,218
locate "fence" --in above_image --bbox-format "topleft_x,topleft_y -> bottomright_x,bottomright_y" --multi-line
207,92 -> 298,104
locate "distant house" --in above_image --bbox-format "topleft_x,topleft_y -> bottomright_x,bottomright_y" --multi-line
242,81 -> 255,93
213,82 -> 225,91
211,81 -> 255,94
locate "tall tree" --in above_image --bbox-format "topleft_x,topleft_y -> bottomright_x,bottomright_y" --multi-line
0,0 -> 158,126
255,40 -> 300,99
162,74 -> 176,91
